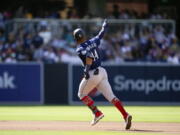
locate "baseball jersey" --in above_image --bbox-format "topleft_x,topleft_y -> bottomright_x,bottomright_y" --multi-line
76,26 -> 107,70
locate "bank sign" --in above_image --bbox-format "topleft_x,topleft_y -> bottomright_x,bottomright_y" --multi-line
0,63 -> 43,104
70,64 -> 180,104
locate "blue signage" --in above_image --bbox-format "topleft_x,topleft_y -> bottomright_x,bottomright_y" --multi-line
69,64 -> 180,104
0,63 -> 43,104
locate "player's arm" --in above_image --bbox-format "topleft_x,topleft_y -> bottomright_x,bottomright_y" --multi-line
84,57 -> 93,80
96,19 -> 108,40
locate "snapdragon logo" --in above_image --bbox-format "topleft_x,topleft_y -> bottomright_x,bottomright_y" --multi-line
0,72 -> 16,89
114,75 -> 180,94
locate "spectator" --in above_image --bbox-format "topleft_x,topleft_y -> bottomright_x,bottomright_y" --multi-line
167,53 -> 179,64
111,4 -> 120,19
42,46 -> 59,63
67,7 -> 79,19
60,48 -> 80,64
0,28 -> 5,42
0,12 -> 178,64
38,21 -> 52,45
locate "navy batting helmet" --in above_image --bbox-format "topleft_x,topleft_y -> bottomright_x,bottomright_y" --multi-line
73,28 -> 84,41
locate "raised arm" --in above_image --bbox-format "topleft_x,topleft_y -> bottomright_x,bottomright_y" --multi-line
96,19 -> 108,40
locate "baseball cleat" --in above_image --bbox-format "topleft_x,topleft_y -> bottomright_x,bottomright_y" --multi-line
91,112 -> 104,126
125,115 -> 132,130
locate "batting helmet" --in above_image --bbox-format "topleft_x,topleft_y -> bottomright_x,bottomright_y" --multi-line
73,28 -> 85,41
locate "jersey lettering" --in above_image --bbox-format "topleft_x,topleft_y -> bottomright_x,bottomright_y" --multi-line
76,36 -> 102,70
91,50 -> 99,60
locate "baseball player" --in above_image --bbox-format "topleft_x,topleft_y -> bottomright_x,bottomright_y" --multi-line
73,19 -> 132,130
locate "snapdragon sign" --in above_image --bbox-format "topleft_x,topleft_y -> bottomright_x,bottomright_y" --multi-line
69,64 -> 180,104
0,63 -> 43,104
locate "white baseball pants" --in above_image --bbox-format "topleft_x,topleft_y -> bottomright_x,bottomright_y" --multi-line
78,67 -> 116,102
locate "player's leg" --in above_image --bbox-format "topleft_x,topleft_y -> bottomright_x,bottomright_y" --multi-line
97,78 -> 128,119
78,71 -> 104,125
97,67 -> 132,129
78,78 -> 101,115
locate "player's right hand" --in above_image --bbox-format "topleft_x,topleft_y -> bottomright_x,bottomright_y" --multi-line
84,72 -> 90,80
94,68 -> 99,75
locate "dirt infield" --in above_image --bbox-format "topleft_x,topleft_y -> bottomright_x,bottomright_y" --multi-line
0,121 -> 180,134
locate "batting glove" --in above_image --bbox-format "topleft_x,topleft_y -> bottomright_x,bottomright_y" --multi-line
84,72 -> 90,80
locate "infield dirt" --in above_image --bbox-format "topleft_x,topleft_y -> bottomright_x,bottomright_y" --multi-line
0,121 -> 180,134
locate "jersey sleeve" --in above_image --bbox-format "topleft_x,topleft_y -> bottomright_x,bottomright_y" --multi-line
92,23 -> 107,46
96,21 -> 108,39
96,27 -> 106,40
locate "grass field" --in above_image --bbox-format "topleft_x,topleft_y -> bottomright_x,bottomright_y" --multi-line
0,106 -> 180,135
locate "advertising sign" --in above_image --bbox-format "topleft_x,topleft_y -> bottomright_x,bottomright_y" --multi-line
69,64 -> 180,105
0,63 -> 43,104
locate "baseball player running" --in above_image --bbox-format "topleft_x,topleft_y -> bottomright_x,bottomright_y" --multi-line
73,19 -> 132,130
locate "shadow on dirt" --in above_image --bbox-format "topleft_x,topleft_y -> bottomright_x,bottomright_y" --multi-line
106,128 -> 163,133
131,129 -> 163,132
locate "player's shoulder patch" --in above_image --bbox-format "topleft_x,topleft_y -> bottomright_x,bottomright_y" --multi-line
76,46 -> 87,55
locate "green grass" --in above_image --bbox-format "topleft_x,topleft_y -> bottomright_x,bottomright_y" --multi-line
0,106 -> 180,135
0,106 -> 180,122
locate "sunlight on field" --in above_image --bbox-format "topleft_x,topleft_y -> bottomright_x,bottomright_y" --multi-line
0,106 -> 180,122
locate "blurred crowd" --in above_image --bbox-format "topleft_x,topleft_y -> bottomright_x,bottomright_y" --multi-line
108,4 -> 177,20
0,5 -> 179,64
0,4 -> 177,20
101,25 -> 179,64
0,20 -> 179,64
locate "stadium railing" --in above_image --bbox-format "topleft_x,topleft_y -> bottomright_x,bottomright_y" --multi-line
6,19 -> 176,38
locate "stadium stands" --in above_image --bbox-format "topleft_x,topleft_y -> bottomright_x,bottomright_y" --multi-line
0,8 -> 179,64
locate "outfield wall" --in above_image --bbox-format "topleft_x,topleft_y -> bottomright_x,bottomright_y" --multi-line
69,63 -> 180,105
0,63 -> 180,105
0,63 -> 44,104
44,64 -> 68,104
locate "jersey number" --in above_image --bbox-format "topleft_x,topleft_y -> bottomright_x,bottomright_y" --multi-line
91,50 -> 99,60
